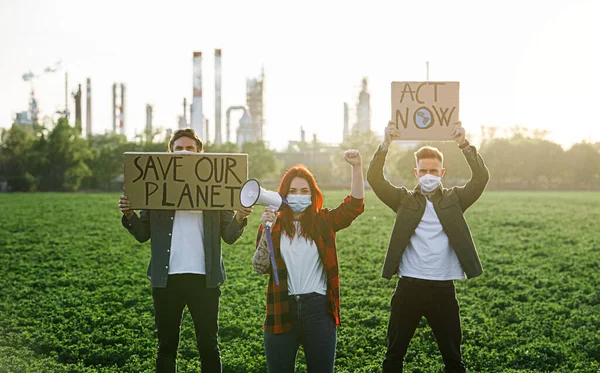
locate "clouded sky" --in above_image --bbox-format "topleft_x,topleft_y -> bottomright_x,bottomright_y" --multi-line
1,0 -> 598,149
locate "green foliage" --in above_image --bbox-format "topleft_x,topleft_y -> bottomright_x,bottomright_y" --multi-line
332,130 -> 382,186
84,133 -> 130,190
480,137 -> 568,189
1,191 -> 599,372
277,140 -> 339,187
204,141 -> 240,154
241,141 -> 280,180
0,123 -> 39,191
564,142 -> 600,188
1,119 -> 599,192
385,141 -> 474,187
36,118 -> 92,191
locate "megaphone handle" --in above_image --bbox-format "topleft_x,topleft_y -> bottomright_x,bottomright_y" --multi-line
265,205 -> 277,227
265,225 -> 279,286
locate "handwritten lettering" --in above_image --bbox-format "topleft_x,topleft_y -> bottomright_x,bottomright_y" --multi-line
126,153 -> 248,210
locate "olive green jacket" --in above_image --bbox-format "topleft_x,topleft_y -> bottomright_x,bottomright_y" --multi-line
367,144 -> 490,279
122,210 -> 246,288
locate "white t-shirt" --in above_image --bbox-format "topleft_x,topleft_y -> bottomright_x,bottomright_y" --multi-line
280,222 -> 327,295
398,198 -> 466,280
168,210 -> 205,275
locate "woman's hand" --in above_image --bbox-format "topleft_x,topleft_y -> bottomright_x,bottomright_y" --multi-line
261,207 -> 277,227
344,149 -> 362,167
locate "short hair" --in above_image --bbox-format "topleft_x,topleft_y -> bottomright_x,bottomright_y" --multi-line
414,146 -> 443,164
168,128 -> 203,152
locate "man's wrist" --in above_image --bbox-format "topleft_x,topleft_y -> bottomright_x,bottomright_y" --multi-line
380,141 -> 390,151
458,139 -> 470,149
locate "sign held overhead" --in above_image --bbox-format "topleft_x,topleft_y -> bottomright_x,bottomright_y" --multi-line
391,81 -> 459,140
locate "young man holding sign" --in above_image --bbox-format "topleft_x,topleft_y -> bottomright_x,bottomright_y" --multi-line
118,128 -> 252,373
368,121 -> 489,372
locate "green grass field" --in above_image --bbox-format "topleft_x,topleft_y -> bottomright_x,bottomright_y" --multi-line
1,191 -> 599,373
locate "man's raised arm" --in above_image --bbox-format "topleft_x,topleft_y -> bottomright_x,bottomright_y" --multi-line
451,122 -> 490,211
367,122 -> 408,212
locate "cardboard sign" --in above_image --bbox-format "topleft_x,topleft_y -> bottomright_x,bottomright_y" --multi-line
124,152 -> 248,210
391,81 -> 459,140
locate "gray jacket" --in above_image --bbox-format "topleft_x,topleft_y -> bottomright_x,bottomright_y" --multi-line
122,209 -> 246,288
367,144 -> 490,279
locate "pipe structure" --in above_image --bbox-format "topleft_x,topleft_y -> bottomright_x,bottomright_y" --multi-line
225,105 -> 250,143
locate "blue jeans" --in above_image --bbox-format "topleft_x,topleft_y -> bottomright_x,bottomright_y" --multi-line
264,293 -> 337,373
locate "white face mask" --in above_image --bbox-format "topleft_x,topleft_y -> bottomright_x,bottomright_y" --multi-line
286,194 -> 312,213
419,174 -> 441,193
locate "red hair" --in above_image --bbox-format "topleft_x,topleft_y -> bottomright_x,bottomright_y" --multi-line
277,164 -> 323,241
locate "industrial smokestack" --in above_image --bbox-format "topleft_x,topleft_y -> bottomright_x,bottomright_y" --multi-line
146,104 -> 153,141
183,98 -> 188,128
245,68 -> 265,142
190,103 -> 193,127
86,78 -> 92,136
112,83 -> 117,132
65,72 -> 69,120
214,49 -> 222,144
205,119 -> 210,144
120,83 -> 126,136
73,84 -> 82,132
191,52 -> 204,137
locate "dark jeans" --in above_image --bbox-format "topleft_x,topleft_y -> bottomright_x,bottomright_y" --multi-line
264,293 -> 337,373
382,277 -> 466,373
152,274 -> 221,373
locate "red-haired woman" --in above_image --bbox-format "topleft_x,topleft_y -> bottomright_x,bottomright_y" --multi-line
252,149 -> 365,373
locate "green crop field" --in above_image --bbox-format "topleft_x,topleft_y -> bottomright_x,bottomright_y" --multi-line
1,191 -> 599,373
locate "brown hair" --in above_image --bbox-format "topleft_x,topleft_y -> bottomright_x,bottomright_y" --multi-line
277,164 -> 323,241
414,146 -> 443,164
167,128 -> 203,152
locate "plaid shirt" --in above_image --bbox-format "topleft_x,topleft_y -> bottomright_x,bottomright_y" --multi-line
255,195 -> 364,334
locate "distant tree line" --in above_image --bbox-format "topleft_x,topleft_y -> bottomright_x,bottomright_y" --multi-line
1,119 -> 599,192
328,128 -> 600,191
0,119 -> 279,192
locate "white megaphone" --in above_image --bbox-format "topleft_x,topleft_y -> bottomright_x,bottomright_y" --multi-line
239,178 -> 287,286
240,179 -> 288,222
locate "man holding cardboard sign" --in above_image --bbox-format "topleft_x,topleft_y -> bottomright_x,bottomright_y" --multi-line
368,119 -> 489,372
118,128 -> 252,373
391,81 -> 459,141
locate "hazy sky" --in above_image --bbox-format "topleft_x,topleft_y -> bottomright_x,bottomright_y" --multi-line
1,0 -> 599,150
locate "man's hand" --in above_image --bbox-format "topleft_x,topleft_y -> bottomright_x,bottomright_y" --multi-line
452,121 -> 467,146
119,195 -> 134,217
235,206 -> 253,225
344,149 -> 362,167
383,121 -> 400,149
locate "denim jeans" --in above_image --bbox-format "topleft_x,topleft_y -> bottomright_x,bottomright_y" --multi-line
264,293 -> 337,373
382,277 -> 466,373
152,274 -> 221,373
